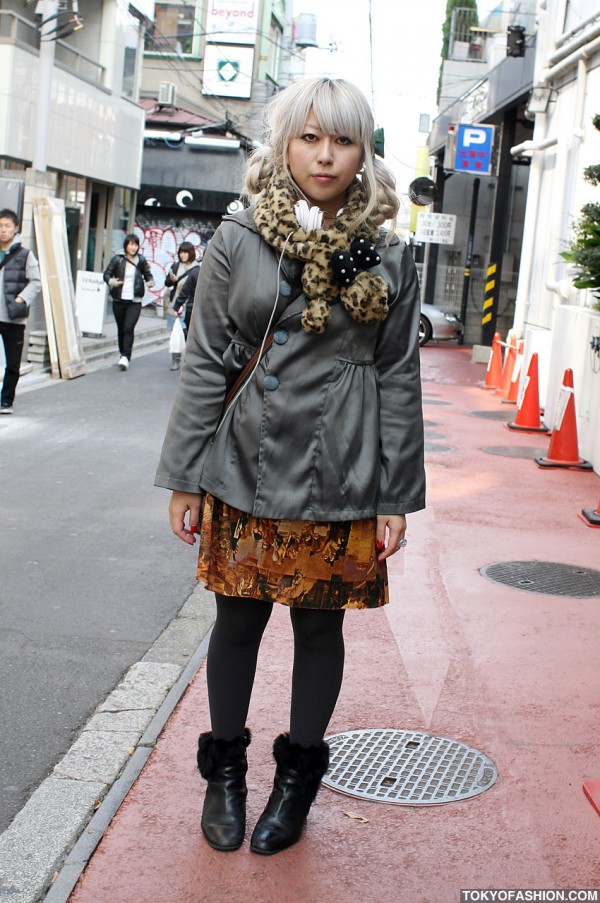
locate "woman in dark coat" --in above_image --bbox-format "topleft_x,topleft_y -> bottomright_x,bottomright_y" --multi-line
103,234 -> 154,370
156,77 -> 425,856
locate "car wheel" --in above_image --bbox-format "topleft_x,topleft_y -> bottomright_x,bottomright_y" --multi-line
419,315 -> 432,347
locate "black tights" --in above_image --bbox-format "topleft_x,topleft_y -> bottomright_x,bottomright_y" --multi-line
207,594 -> 345,748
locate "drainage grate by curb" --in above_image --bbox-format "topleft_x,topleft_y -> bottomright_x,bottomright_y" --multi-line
481,446 -> 548,459
468,410 -> 511,420
425,443 -> 454,453
322,729 -> 498,806
480,560 -> 600,597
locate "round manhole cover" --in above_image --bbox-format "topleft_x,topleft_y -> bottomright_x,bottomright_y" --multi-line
322,729 -> 498,805
481,561 -> 600,597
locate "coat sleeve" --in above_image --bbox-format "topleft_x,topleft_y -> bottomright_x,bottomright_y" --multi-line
141,256 -> 153,283
375,242 -> 425,515
18,252 -> 41,305
155,226 -> 234,492
103,255 -> 118,285
173,267 -> 198,312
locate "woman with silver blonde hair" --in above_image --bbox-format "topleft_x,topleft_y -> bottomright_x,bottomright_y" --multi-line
245,77 -> 399,232
156,76 -> 425,856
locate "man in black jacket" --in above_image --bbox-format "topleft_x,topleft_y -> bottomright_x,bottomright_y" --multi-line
0,209 -> 41,414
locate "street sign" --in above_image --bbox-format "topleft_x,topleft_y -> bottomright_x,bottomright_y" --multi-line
415,212 -> 457,245
445,123 -> 496,175
75,271 -> 107,337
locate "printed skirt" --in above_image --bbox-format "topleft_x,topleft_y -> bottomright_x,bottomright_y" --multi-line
197,494 -> 388,610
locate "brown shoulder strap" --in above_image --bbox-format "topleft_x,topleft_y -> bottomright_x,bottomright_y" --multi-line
222,333 -> 275,413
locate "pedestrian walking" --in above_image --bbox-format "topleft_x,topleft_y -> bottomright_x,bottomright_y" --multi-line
0,209 -> 41,414
103,234 -> 154,370
155,77 -> 425,856
171,258 -> 200,335
164,241 -> 199,370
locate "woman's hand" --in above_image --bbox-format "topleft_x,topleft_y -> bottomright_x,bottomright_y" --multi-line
375,514 -> 407,562
169,491 -> 202,545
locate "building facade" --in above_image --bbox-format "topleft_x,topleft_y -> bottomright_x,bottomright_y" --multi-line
509,0 -> 600,472
135,0 -> 302,306
426,1 -> 537,346
428,0 -> 600,472
0,0 -> 151,336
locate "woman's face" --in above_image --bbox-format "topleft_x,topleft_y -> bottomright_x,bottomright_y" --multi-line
287,108 -> 363,213
179,249 -> 191,262
125,240 -> 139,256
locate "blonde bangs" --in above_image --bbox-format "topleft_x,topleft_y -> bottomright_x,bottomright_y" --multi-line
267,78 -> 374,171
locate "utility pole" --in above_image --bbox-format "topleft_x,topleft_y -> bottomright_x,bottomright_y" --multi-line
481,109 -> 517,345
459,176 -> 480,342
33,0 -> 58,172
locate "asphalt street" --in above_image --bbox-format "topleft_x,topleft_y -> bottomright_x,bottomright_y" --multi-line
0,350 -> 197,834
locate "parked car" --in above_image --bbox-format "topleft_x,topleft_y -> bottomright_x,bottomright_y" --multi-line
419,303 -> 464,347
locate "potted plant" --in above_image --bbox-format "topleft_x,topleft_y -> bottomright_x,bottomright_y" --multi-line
561,113 -> 600,310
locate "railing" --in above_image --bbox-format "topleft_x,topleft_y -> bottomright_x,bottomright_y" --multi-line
0,10 -> 38,49
448,7 -> 489,61
0,10 -> 105,87
54,38 -> 106,85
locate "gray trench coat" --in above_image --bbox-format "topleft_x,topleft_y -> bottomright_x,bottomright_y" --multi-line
155,208 -> 425,521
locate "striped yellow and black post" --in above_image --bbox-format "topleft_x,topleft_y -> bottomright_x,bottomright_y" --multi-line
480,261 -> 501,345
482,263 -> 497,328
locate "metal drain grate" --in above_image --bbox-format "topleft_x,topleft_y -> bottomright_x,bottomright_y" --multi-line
481,446 -> 548,459
468,410 -> 511,420
322,729 -> 498,805
481,560 -> 600,597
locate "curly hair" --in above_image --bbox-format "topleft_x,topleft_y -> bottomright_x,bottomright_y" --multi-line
243,77 -> 399,234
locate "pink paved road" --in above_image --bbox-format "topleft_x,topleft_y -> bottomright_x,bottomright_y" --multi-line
67,346 -> 600,903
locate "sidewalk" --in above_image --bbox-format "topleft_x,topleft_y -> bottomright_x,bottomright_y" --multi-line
55,346 -> 600,902
18,311 -> 169,394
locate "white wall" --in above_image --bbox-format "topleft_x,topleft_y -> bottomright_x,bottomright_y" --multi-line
0,44 -> 144,187
512,0 -> 600,474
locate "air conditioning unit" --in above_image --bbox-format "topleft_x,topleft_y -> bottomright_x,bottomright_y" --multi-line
158,82 -> 176,106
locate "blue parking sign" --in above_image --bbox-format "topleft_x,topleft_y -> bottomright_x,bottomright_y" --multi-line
455,124 -> 495,175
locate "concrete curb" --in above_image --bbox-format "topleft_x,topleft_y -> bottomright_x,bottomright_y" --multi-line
0,586 -> 215,903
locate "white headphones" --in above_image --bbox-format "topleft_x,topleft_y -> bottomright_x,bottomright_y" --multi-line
215,231 -> 294,433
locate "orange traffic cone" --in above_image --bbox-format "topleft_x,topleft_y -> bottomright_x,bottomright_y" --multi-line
502,339 -> 523,404
481,332 -> 503,389
506,352 -> 546,432
583,780 -> 600,815
579,499 -> 600,528
495,334 -> 518,399
535,369 -> 592,469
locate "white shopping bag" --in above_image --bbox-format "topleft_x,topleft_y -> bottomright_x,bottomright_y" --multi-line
169,316 -> 186,354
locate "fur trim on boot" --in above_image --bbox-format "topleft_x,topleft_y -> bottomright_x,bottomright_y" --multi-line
197,728 -> 251,851
250,733 -> 329,855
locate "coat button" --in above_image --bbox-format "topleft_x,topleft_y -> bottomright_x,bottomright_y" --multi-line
263,374 -> 279,391
279,280 -> 292,296
273,329 -> 289,345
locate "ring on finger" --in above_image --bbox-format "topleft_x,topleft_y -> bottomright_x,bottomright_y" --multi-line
397,538 -> 408,549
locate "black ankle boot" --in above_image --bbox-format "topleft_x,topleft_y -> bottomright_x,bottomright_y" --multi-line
250,733 -> 329,855
197,728 -> 251,851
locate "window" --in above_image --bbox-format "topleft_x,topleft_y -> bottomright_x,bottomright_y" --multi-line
117,0 -> 145,98
563,0 -> 599,33
146,2 -> 201,57
267,15 -> 283,82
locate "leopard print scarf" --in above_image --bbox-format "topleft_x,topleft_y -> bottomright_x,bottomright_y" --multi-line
253,176 -> 389,334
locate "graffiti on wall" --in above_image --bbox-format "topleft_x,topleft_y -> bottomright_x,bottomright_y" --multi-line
133,215 -> 218,307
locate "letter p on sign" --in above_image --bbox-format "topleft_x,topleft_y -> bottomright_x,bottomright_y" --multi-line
462,127 -> 487,147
